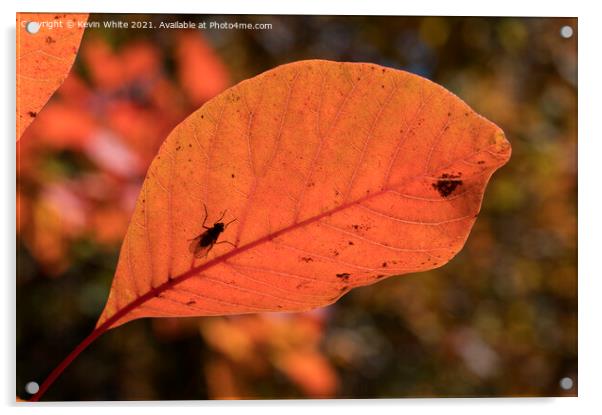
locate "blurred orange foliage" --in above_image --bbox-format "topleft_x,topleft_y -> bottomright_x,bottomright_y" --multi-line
17,31 -> 229,275
197,313 -> 338,398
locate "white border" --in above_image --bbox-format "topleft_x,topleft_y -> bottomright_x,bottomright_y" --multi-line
3,1 -> 599,415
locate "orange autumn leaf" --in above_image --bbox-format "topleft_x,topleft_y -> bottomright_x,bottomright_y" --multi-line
16,13 -> 88,140
96,60 -> 511,330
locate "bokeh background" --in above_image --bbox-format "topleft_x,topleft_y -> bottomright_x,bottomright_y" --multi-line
16,15 -> 577,400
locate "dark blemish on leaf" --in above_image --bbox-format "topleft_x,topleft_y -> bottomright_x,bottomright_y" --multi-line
188,143 -> 192,148
478,160 -> 485,164
382,262 -> 387,268
28,111 -> 37,118
340,286 -> 349,293
381,85 -> 385,89
464,112 -> 469,117
188,158 -> 192,162
201,115 -> 204,119
176,145 -> 181,151
447,112 -> 452,116
376,274 -> 386,279
231,174 -> 235,178
382,68 -> 386,73
307,182 -> 315,188
278,305 -> 283,309
296,280 -> 309,289
333,250 -> 340,257
45,36 -> 56,44
432,173 -> 463,197
186,300 -> 196,306
353,225 -> 359,230
348,241 -> 354,245
300,256 -> 313,263
336,273 -> 351,281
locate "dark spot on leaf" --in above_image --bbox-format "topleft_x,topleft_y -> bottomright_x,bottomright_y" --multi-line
336,273 -> 351,281
300,256 -> 313,263
376,274 -> 386,279
478,160 -> 485,164
28,111 -> 37,118
353,225 -> 359,230
188,143 -> 192,148
186,300 -> 196,306
333,250 -> 339,257
432,173 -> 463,197
176,146 -> 181,151
348,241 -> 354,245
340,286 -> 349,293
447,112 -> 452,116
382,262 -> 387,267
45,36 -> 56,44
231,173 -> 235,178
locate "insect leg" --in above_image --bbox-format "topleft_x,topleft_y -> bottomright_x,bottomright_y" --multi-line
214,240 -> 237,247
216,209 -> 227,223
202,203 -> 209,229
223,218 -> 237,230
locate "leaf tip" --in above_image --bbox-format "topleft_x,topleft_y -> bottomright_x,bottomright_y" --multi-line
492,129 -> 512,160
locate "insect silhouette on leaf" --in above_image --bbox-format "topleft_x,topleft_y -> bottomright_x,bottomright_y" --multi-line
189,204 -> 237,258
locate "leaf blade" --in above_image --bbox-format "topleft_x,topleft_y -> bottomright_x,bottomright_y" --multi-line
16,13 -> 88,140
97,60 -> 511,329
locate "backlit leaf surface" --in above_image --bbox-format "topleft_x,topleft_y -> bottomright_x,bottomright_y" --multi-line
97,60 -> 511,329
16,12 -> 88,139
